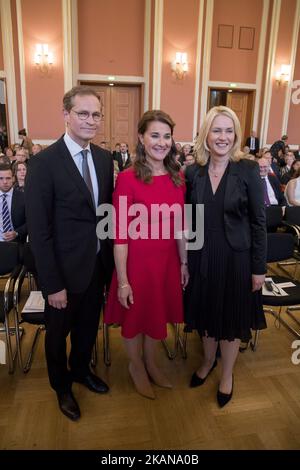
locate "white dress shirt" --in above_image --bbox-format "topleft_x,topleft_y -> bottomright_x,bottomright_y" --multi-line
250,137 -> 255,150
264,176 -> 278,205
64,132 -> 99,209
0,188 -> 14,241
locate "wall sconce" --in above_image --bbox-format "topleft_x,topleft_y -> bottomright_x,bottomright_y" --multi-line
275,64 -> 291,86
34,44 -> 53,74
171,52 -> 188,80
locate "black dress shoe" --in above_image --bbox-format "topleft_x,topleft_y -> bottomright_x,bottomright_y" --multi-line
217,376 -> 234,408
74,372 -> 109,394
190,359 -> 217,388
57,391 -> 81,421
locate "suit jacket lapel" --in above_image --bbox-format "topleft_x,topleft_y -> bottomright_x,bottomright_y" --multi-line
58,137 -> 95,212
224,161 -> 239,209
195,164 -> 208,203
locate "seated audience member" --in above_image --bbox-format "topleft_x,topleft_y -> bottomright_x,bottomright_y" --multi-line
179,143 -> 192,165
13,161 -> 27,192
15,148 -> 28,163
18,128 -> 33,154
0,163 -> 27,242
0,155 -> 11,165
270,135 -> 288,166
285,167 -> 300,206
245,130 -> 260,156
175,142 -> 182,153
262,150 -> 281,180
99,141 -> 107,149
4,147 -> 14,162
280,151 -> 296,184
114,142 -> 131,171
182,152 -> 195,172
258,157 -> 286,207
31,143 -> 43,155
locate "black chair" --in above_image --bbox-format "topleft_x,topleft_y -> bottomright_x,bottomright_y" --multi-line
251,232 -> 300,351
0,242 -> 22,373
265,205 -> 283,232
13,243 -> 45,372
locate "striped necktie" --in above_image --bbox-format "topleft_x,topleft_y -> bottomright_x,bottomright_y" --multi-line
2,193 -> 13,232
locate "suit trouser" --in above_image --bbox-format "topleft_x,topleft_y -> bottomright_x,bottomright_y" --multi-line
44,255 -> 105,393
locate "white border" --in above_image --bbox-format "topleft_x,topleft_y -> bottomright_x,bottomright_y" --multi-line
16,0 -> 27,132
199,0 -> 214,125
260,0 -> 281,146
192,0 -> 204,139
62,0 -> 73,92
0,0 -> 19,143
282,0 -> 300,138
152,0 -> 163,108
143,0 -> 151,111
253,0 -> 270,131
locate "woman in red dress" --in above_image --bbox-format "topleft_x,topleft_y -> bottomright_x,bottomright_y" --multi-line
105,110 -> 189,399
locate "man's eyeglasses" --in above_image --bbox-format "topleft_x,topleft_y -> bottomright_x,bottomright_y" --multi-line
71,110 -> 103,122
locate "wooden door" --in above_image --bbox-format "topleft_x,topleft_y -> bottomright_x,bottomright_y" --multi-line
83,83 -> 141,153
111,86 -> 141,154
226,92 -> 248,143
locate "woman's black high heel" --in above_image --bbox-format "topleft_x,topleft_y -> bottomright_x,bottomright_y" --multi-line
190,359 -> 217,388
217,375 -> 234,407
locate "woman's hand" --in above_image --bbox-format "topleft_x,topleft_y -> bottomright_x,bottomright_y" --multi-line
252,274 -> 265,292
181,264 -> 189,289
117,284 -> 134,309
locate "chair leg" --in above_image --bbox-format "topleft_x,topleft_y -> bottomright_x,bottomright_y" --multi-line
3,315 -> 14,374
250,330 -> 259,351
22,325 -> 45,373
103,323 -> 111,366
161,323 -> 180,360
91,336 -> 98,368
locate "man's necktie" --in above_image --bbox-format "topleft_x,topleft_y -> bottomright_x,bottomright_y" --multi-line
262,178 -> 271,206
2,193 -> 13,232
81,150 -> 95,207
122,153 -> 126,166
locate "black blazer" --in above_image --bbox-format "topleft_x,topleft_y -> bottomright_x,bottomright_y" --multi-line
113,152 -> 132,171
267,174 -> 286,206
25,136 -> 114,296
11,189 -> 27,242
185,159 -> 267,274
245,136 -> 260,155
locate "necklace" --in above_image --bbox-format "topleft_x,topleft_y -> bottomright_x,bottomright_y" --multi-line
208,169 -> 223,178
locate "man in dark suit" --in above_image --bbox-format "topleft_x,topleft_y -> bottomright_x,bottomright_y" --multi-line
245,130 -> 260,156
258,157 -> 286,207
0,164 -> 27,242
113,142 -> 131,171
25,86 -> 114,421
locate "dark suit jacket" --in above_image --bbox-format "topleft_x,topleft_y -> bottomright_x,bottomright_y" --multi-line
245,136 -> 260,155
294,151 -> 300,159
113,152 -> 132,171
267,174 -> 286,206
25,136 -> 114,296
185,159 -> 267,274
11,189 -> 27,242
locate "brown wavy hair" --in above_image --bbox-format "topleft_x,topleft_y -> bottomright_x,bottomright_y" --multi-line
133,110 -> 182,186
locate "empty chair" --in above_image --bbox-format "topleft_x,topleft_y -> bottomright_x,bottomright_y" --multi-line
265,205 -> 283,232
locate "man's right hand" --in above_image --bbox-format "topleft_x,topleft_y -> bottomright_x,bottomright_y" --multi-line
48,289 -> 68,309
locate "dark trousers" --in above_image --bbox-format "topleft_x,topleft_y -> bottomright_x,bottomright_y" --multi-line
44,255 -> 105,393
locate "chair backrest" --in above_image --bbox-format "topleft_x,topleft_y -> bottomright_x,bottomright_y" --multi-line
284,206 -> 300,225
267,233 -> 294,263
0,242 -> 20,275
265,205 -> 283,232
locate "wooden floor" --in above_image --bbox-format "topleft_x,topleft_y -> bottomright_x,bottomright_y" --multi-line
1,266 -> 300,450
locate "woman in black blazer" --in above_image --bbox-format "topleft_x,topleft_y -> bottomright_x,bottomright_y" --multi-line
185,106 -> 267,407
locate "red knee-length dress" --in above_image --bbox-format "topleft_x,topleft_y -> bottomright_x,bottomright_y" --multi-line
104,168 -> 185,339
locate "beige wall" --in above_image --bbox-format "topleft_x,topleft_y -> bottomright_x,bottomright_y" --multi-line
78,0 -> 144,76
0,11 -> 4,70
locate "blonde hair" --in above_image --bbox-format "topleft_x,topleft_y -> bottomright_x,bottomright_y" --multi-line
194,106 -> 242,166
